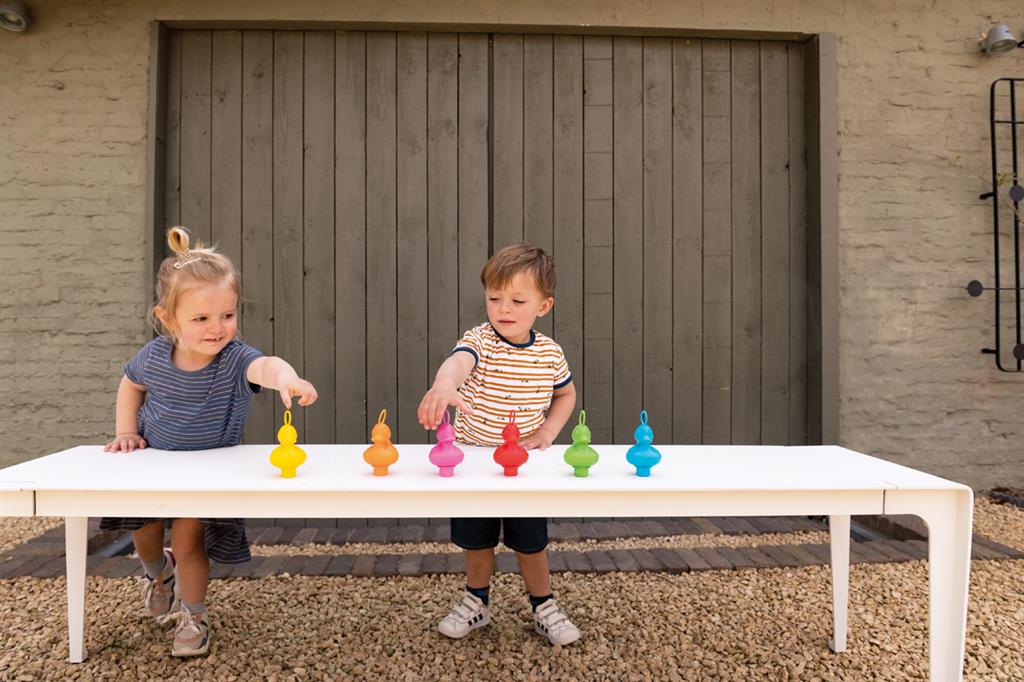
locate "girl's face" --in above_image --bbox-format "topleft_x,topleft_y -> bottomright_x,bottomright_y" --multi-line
486,271 -> 553,345
160,280 -> 239,361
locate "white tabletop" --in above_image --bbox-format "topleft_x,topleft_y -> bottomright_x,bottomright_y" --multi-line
0,444 -> 966,494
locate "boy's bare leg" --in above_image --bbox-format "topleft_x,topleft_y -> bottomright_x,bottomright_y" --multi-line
516,550 -> 552,596
465,548 -> 496,588
171,518 -> 209,603
132,521 -> 165,563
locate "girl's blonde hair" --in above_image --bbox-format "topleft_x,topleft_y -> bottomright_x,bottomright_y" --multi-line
149,226 -> 241,336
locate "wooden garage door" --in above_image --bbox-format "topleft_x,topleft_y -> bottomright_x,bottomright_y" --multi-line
160,29 -> 811,447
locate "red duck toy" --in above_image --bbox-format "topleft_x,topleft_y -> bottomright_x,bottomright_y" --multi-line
492,411 -> 529,476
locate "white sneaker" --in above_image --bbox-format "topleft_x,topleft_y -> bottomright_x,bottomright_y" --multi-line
140,548 -> 178,618
438,592 -> 491,639
533,599 -> 580,646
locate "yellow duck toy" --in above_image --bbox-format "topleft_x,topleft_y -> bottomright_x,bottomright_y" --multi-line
363,408 -> 399,476
270,410 -> 306,478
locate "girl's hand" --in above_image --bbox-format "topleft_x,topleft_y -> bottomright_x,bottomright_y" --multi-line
520,427 -> 554,451
418,383 -> 473,430
105,433 -> 147,453
277,377 -> 318,409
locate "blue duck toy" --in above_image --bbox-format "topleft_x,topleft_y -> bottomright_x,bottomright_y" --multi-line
626,410 -> 662,477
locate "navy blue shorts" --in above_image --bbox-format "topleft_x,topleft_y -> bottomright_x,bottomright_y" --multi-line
450,517 -> 548,554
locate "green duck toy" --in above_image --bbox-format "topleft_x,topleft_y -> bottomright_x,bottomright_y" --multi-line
563,410 -> 600,477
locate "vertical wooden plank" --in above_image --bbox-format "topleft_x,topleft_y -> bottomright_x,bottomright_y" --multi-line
335,31 -> 367,442
273,30 -> 305,435
672,38 -> 703,444
180,30 -> 211,244
583,36 -> 614,443
642,37 -> 673,439
524,35 -> 554,338
241,30 -> 274,444
760,42 -> 790,445
211,31 -> 242,266
397,32 -> 428,444
458,34 -> 489,333
552,35 -> 584,444
701,39 -> 731,445
303,31 -> 336,443
365,32 -> 398,435
788,42 -> 808,445
492,33 -> 524,248
612,36 -> 644,443
164,30 -> 182,238
147,23 -> 168,306
730,40 -> 761,445
428,34 -> 460,391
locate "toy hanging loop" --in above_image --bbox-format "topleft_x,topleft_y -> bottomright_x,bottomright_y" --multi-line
640,410 -> 649,425
442,410 -> 451,426
283,410 -> 292,426
508,410 -> 517,424
578,410 -> 587,426
377,409 -> 387,424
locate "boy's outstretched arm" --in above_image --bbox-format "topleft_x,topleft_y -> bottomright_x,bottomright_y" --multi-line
105,375 -> 148,452
247,356 -> 318,409
418,352 -> 476,430
520,382 -> 576,451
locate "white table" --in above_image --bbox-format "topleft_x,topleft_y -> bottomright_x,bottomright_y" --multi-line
0,444 -> 972,680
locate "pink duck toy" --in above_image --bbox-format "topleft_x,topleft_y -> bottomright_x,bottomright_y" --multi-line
429,411 -> 465,477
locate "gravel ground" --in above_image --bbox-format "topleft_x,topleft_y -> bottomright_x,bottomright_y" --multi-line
251,531 -> 832,557
0,517 -> 62,555
972,497 -> 1024,549
0,561 -> 1020,681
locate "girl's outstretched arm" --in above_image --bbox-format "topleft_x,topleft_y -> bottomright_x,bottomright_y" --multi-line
105,375 -> 148,452
247,356 -> 318,408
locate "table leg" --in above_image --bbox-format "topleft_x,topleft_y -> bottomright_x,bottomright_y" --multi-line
828,514 -> 850,653
65,516 -> 88,663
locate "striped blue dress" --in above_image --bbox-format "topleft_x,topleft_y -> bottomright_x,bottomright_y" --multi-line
100,335 -> 264,563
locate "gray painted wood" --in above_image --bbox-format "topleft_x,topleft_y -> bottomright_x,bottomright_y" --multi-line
303,31 -> 336,444
365,32 -> 398,438
180,31 -> 212,245
492,33 -> 524,248
672,38 -> 703,444
147,22 -> 167,316
612,36 -> 643,443
427,33 -> 460,416
396,32 -> 429,444
334,31 -> 368,442
524,34 -> 554,339
642,37 -> 674,439
457,34 -> 489,334
788,42 -> 808,445
552,35 -> 584,444
701,39 -> 731,445
164,30 -> 181,235
730,40 -> 762,445
583,35 -> 614,444
272,30 -> 305,436
211,31 -> 242,268
759,41 -> 789,445
240,31 -> 274,444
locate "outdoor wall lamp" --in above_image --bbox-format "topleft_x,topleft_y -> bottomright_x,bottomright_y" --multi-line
979,24 -> 1023,55
0,0 -> 30,32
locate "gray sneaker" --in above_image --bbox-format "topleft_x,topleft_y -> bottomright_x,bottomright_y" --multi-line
140,549 -> 178,618
171,607 -> 211,657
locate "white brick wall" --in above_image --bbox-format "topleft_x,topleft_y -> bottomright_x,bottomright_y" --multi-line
1,0 -> 1022,488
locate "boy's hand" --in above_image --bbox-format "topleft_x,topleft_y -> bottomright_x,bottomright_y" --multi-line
105,433 -> 147,453
276,377 -> 318,409
520,427 -> 555,451
418,382 -> 474,430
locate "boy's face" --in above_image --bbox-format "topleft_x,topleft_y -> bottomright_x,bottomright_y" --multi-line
485,271 -> 553,344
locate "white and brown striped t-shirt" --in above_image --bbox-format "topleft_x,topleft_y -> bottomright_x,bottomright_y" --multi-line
453,323 -> 573,446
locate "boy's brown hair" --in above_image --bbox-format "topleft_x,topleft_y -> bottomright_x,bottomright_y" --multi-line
480,243 -> 556,298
